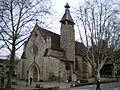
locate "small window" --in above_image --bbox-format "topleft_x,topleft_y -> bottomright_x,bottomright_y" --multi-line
34,32 -> 38,37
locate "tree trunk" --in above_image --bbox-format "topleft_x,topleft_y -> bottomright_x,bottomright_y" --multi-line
95,70 -> 100,81
112,63 -> 116,77
6,57 -> 15,89
6,43 -> 15,89
6,67 -> 12,88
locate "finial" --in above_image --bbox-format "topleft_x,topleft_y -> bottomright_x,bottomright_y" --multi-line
65,3 -> 70,8
36,19 -> 39,24
60,3 -> 75,25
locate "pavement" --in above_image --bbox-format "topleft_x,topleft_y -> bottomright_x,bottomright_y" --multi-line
0,77 -> 119,90
12,80 -> 70,90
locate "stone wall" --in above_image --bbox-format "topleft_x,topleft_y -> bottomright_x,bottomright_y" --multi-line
43,57 -> 60,81
75,56 -> 83,78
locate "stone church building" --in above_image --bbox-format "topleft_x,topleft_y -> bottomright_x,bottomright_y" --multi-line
18,3 -> 92,82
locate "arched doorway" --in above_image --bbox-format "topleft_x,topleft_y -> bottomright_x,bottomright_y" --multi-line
29,64 -> 40,82
32,66 -> 38,81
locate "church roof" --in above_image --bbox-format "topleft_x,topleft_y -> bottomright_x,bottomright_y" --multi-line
60,3 -> 74,24
37,25 -> 86,56
38,26 -> 63,51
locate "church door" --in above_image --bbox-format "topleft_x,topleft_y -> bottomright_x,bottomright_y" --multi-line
31,65 -> 39,82
33,66 -> 38,81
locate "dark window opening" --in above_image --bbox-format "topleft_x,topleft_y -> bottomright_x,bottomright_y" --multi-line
100,64 -> 113,76
75,57 -> 78,71
62,21 -> 73,26
35,32 -> 38,37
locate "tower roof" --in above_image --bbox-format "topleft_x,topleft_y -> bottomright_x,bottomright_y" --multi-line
60,3 -> 75,24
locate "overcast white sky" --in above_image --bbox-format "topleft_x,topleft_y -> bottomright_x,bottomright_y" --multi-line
0,0 -> 85,59
46,0 -> 85,40
1,0 -> 119,59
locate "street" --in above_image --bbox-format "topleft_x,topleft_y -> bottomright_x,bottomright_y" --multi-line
61,82 -> 120,90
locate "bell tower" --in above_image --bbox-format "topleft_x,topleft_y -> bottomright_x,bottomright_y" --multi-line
60,3 -> 75,62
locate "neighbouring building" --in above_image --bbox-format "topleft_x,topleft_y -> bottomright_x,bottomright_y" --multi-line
0,59 -> 19,77
18,3 -> 93,82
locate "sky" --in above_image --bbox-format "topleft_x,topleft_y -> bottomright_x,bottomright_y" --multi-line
0,0 -> 85,59
1,0 -> 120,59
47,0 -> 85,40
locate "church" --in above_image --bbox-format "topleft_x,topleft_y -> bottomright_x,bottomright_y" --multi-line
18,3 -> 93,82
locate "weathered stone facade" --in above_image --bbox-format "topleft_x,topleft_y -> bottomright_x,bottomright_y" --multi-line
60,23 -> 75,62
18,3 -> 93,82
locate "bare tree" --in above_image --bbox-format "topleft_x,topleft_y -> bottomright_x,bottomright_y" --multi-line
75,0 -> 120,80
0,0 -> 52,88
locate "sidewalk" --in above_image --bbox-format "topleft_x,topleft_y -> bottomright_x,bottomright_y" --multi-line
70,77 -> 119,87
12,80 -> 70,90
0,77 -> 119,90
